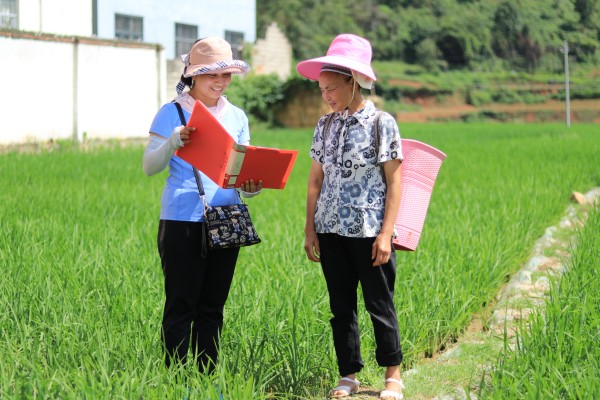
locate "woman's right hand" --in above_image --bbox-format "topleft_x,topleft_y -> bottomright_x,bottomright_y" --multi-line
304,229 -> 321,262
168,126 -> 195,149
177,126 -> 194,147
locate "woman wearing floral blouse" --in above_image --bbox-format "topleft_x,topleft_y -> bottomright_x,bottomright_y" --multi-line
297,34 -> 405,400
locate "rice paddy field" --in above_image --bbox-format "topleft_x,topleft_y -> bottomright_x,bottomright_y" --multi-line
480,204 -> 600,399
1,122 -> 599,399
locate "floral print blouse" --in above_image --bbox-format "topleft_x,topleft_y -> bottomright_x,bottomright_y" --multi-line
310,101 -> 403,238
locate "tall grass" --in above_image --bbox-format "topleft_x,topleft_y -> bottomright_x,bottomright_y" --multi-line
479,205 -> 600,399
0,123 -> 598,399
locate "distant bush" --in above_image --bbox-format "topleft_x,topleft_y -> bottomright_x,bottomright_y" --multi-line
491,89 -> 522,104
466,89 -> 493,106
376,81 -> 452,102
379,100 -> 421,115
553,86 -> 600,100
227,74 -> 285,126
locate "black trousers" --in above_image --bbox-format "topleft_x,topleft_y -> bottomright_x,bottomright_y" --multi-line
318,233 -> 403,376
157,219 -> 240,373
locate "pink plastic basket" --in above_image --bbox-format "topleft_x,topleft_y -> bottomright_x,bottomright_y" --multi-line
393,139 -> 447,251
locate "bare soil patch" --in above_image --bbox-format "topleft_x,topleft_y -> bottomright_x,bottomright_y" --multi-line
397,99 -> 600,123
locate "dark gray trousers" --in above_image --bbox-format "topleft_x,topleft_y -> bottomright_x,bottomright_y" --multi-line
318,233 -> 403,376
158,219 -> 239,373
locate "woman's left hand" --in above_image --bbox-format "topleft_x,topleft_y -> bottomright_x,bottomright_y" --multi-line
371,234 -> 392,266
240,179 -> 263,193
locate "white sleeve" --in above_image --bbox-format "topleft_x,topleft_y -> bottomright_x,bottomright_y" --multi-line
142,127 -> 184,176
238,188 -> 262,199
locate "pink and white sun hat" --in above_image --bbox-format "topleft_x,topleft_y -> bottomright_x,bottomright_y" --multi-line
176,37 -> 250,94
296,34 -> 376,89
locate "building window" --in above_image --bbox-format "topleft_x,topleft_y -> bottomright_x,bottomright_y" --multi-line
175,23 -> 198,58
0,0 -> 18,29
115,13 -> 143,41
225,31 -> 244,60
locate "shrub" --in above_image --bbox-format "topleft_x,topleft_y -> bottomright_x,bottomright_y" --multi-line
466,89 -> 493,106
227,74 -> 285,125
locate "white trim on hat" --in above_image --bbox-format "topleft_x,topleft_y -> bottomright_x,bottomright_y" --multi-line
320,64 -> 353,77
181,52 -> 250,78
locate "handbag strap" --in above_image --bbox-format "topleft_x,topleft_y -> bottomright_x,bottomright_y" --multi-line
174,101 -> 210,256
173,101 -> 243,207
173,101 -> 206,197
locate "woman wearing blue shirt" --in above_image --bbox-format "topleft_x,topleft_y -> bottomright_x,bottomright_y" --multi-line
298,34 -> 405,399
143,37 -> 261,373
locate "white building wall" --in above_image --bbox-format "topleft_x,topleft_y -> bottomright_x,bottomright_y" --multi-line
96,0 -> 256,59
76,43 -> 165,140
0,0 -> 258,144
0,33 -> 165,145
18,0 -> 92,36
0,36 -> 75,143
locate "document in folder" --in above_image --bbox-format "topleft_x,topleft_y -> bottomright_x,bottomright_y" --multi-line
175,100 -> 298,189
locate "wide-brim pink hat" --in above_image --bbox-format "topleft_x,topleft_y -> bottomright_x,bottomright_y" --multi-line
296,34 -> 376,83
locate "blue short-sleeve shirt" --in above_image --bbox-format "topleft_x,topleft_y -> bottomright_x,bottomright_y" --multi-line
149,99 -> 250,222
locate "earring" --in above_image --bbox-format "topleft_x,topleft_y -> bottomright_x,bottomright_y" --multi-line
190,79 -> 195,89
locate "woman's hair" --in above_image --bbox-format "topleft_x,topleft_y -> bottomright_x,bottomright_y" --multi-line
180,74 -> 193,88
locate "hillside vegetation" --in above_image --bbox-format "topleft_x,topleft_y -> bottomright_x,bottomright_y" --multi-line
234,1 -> 600,126
258,0 -> 599,71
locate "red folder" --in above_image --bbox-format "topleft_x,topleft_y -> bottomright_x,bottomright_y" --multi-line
175,100 -> 298,189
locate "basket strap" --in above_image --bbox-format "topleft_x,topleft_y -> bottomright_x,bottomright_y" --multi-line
322,112 -> 336,153
373,110 -> 385,179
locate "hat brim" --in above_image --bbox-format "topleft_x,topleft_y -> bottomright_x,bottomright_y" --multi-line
185,60 -> 250,77
297,55 -> 376,82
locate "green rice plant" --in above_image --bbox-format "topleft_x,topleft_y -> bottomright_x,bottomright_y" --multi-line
0,123 -> 598,399
479,205 -> 600,399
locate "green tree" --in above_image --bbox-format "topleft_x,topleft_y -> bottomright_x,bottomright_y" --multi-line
415,38 -> 444,71
367,4 -> 410,60
573,0 -> 599,28
491,1 -> 521,61
256,0 -> 600,70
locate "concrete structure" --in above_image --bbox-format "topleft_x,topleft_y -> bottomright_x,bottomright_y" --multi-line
6,0 -> 256,60
0,1 -> 305,142
253,22 -> 292,80
15,0 -> 93,36
0,31 -> 164,143
0,0 -> 258,145
94,0 -> 256,60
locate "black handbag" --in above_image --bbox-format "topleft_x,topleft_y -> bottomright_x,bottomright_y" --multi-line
173,101 -> 261,254
192,168 -> 261,252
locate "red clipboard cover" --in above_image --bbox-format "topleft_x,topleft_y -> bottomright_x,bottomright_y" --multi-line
235,146 -> 298,190
175,100 -> 298,189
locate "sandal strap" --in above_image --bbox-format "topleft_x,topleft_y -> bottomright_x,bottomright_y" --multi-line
380,389 -> 404,399
385,378 -> 404,388
340,377 -> 360,385
331,385 -> 352,394
331,377 -> 360,397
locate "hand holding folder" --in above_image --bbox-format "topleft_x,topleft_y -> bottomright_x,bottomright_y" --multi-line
175,100 -> 298,189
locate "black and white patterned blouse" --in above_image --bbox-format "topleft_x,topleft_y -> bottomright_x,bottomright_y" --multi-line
310,100 -> 403,238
